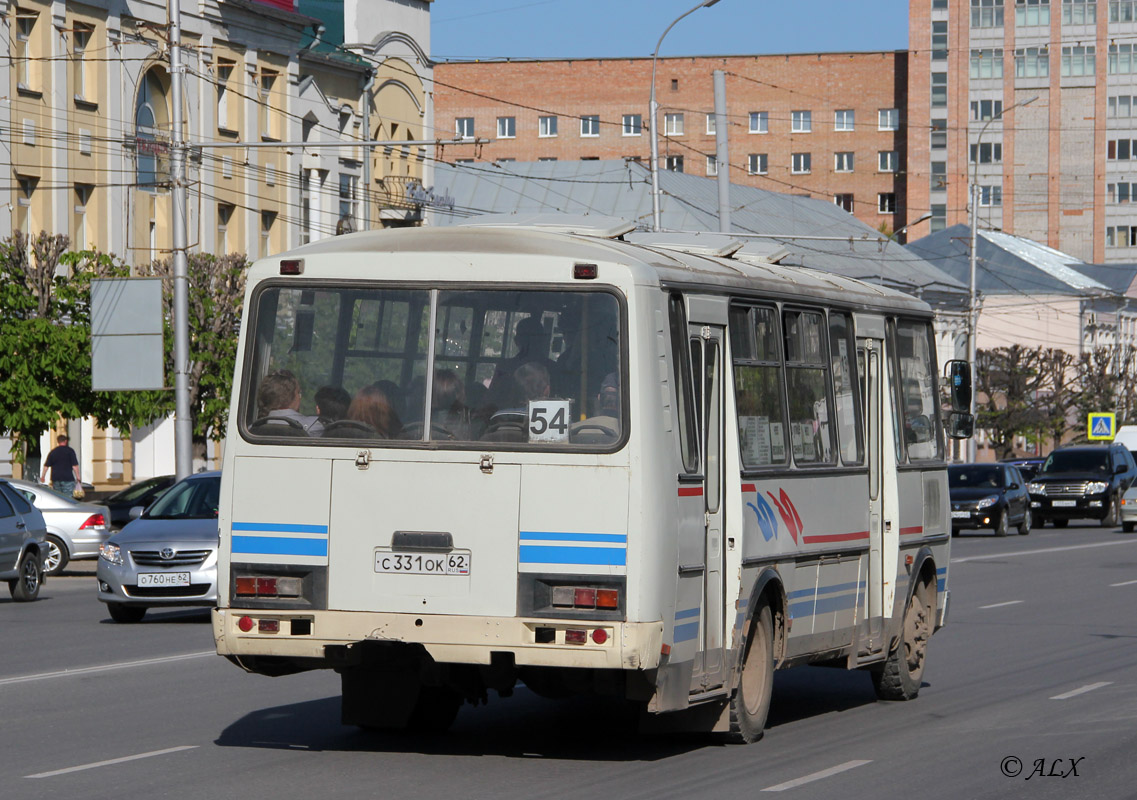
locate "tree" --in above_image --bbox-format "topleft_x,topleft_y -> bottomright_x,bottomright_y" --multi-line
0,233 -> 163,474
975,345 -> 1056,459
1073,346 -> 1137,439
138,252 -> 248,454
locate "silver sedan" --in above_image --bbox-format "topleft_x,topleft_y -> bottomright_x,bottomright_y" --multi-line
97,471 -> 220,623
1121,486 -> 1137,533
6,478 -> 111,576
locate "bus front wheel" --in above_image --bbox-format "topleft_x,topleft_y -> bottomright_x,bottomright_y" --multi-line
728,603 -> 774,743
872,580 -> 932,701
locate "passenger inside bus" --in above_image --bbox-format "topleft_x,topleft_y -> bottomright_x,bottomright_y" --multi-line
482,362 -> 551,442
251,370 -> 323,437
485,316 -> 556,410
314,385 -> 351,427
570,372 -> 620,443
324,384 -> 401,439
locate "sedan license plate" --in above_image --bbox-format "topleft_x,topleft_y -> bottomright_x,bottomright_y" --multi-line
1052,500 -> 1078,508
137,572 -> 190,587
950,511 -> 970,519
375,550 -> 470,576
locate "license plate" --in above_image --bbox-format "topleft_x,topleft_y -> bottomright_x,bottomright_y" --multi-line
951,511 -> 970,519
1052,500 -> 1077,508
137,572 -> 190,587
374,550 -> 471,576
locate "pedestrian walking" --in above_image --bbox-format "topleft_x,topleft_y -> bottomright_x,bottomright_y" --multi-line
41,434 -> 81,497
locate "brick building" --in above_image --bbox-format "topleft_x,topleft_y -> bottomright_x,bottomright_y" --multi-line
434,53 -> 915,236
908,0 -> 1124,263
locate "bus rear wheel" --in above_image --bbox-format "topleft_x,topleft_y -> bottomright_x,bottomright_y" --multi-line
728,604 -> 774,743
872,580 -> 932,701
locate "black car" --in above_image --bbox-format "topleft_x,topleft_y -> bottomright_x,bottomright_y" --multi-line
949,463 -> 1032,536
1000,457 -> 1045,482
1027,444 -> 1137,528
102,475 -> 176,530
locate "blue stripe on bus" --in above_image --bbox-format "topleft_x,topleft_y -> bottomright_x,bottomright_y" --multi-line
673,621 -> 700,643
233,522 -> 329,535
937,579 -> 946,592
675,607 -> 700,620
520,532 -> 627,543
789,591 -> 860,618
519,545 -> 626,566
232,536 -> 329,557
786,580 -> 866,600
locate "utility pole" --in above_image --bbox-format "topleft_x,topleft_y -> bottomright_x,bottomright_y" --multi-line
169,0 -> 192,481
713,70 -> 730,233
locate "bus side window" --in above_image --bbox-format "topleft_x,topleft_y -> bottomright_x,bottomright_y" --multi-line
669,294 -> 699,474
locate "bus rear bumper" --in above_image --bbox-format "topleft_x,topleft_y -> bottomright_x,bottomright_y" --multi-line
213,608 -> 664,671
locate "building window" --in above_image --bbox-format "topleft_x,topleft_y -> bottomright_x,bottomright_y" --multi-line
1107,138 -> 1137,159
972,0 -> 1005,26
980,186 -> 1004,206
216,59 -> 235,131
834,194 -> 854,212
931,204 -> 947,232
15,10 -> 37,91
664,113 -> 684,136
665,155 -> 684,172
931,161 -> 947,190
1111,0 -> 1136,21
135,69 -> 167,191
971,48 -> 1005,79
1110,44 -> 1135,74
1109,95 -> 1135,117
706,114 -> 716,135
339,174 -> 357,230
834,109 -> 855,131
496,116 -> 516,138
218,202 -> 234,253
580,115 -> 600,137
1063,0 -> 1096,23
748,153 -> 768,174
932,21 -> 948,60
970,142 -> 1004,163
835,151 -> 854,172
72,24 -> 93,102
539,116 -> 558,137
1016,0 -> 1051,26
456,117 -> 474,139
749,111 -> 768,133
1015,46 -> 1050,77
879,193 -> 897,214
260,210 -> 276,258
1062,45 -> 1095,76
879,150 -> 899,172
791,110 -> 812,132
72,184 -> 92,249
971,99 -> 1005,120
1106,225 -> 1137,246
931,119 -> 948,148
622,114 -> 642,136
706,155 -> 718,176
258,68 -> 279,140
879,108 -> 900,130
79,129 -> 92,155
538,157 -> 557,162
791,152 -> 812,174
931,72 -> 948,107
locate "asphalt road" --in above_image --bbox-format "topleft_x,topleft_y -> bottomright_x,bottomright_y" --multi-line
3,524 -> 1137,800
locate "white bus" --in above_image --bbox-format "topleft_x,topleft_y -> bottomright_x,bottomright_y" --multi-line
213,217 -> 972,741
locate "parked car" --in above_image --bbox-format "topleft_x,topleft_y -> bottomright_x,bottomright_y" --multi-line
0,479 -> 48,601
97,471 -> 220,623
1121,486 -> 1137,533
102,475 -> 176,530
6,478 -> 112,576
949,463 -> 1032,536
1000,457 -> 1046,482
1027,443 -> 1137,528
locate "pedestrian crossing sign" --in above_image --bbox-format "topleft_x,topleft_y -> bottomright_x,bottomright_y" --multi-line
1088,412 -> 1116,440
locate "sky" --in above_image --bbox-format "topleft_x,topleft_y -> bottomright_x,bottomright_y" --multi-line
430,0 -> 911,62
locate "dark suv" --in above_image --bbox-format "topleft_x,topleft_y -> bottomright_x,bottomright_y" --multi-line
1028,444 -> 1137,528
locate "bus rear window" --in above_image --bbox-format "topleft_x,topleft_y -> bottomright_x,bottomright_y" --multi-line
242,285 -> 624,448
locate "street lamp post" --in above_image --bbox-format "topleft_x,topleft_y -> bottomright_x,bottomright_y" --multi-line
968,95 -> 1036,461
649,0 -> 721,232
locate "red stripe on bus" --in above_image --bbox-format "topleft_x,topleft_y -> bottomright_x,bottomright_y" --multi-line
678,487 -> 703,497
899,526 -> 924,536
801,531 -> 871,544
741,483 -> 756,493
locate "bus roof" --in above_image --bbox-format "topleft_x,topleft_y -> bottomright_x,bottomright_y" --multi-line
258,222 -> 932,316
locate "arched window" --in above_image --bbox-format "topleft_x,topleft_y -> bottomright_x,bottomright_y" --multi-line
135,70 -> 168,190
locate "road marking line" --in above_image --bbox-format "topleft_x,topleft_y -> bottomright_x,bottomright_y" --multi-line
952,539 -> 1137,564
0,651 -> 214,686
1110,579 -> 1137,587
978,600 -> 1023,609
761,760 -> 872,792
1050,682 -> 1112,701
25,746 -> 198,779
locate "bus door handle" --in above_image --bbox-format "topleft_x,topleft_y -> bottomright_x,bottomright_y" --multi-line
884,520 -> 892,532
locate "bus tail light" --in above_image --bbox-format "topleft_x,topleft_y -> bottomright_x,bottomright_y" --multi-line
564,629 -> 587,644
596,589 -> 619,608
279,259 -> 304,275
235,576 -> 302,597
551,585 -> 621,611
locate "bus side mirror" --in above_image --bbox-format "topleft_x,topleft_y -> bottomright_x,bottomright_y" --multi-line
945,360 -> 972,413
946,411 -> 974,440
